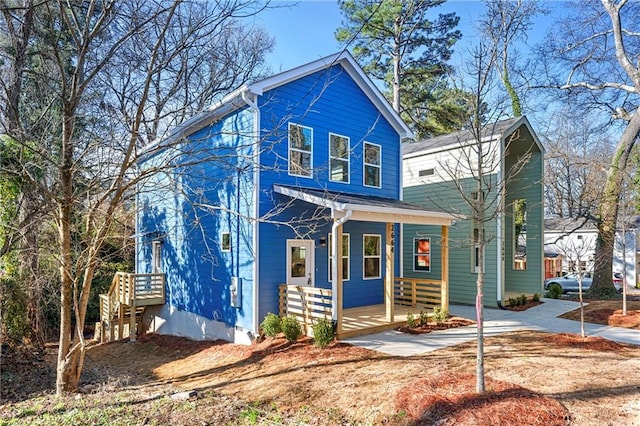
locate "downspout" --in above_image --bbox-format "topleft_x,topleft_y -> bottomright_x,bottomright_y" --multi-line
331,210 -> 352,320
241,89 -> 261,335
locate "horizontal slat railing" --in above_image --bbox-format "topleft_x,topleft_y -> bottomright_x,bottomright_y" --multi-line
112,272 -> 165,306
394,277 -> 445,309
279,284 -> 333,336
98,272 -> 165,342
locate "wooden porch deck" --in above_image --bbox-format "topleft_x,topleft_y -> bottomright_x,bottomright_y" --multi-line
339,304 -> 412,339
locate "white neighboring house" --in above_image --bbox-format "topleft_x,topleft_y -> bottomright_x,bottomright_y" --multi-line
544,217 -> 640,287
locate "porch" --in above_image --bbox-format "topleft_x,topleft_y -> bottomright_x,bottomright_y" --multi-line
279,277 -> 447,340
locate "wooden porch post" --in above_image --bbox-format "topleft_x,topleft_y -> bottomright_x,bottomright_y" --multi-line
441,225 -> 449,310
385,223 -> 394,322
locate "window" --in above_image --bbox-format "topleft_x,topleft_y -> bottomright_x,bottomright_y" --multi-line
418,168 -> 434,177
513,199 -> 527,270
289,123 -> 312,177
152,240 -> 162,273
414,238 -> 431,272
221,232 -> 231,252
328,233 -> 350,281
364,142 -> 381,188
329,133 -> 349,183
473,228 -> 481,273
363,234 -> 381,278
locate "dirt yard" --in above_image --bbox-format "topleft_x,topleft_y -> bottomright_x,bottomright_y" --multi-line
2,300 -> 640,425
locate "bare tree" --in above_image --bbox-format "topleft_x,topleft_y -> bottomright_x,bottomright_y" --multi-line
546,233 -> 597,337
479,0 -> 548,117
431,45 -> 536,393
0,0 -> 274,395
542,109 -> 615,219
538,0 -> 640,296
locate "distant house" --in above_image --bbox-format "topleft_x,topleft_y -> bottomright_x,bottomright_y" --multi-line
109,52 -> 457,344
401,116 -> 545,306
544,217 -> 639,286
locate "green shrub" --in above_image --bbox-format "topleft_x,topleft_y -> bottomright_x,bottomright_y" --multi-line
507,297 -> 517,307
517,294 -> 528,306
433,305 -> 449,323
312,318 -> 334,348
545,283 -> 562,299
406,312 -> 416,328
260,313 -> 281,338
281,316 -> 302,342
418,309 -> 429,327
532,293 -> 540,302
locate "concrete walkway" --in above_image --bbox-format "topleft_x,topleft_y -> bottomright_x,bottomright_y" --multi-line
344,298 -> 640,356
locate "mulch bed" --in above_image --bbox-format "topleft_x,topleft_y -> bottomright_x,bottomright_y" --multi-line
543,333 -> 630,351
396,317 -> 475,334
395,372 -> 570,425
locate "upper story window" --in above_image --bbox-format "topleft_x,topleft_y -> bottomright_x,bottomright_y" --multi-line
364,142 -> 381,188
329,133 -> 350,183
289,123 -> 313,177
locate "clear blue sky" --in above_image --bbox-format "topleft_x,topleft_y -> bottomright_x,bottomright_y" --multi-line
255,0 -> 492,72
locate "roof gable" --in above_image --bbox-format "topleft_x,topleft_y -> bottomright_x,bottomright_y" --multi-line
402,116 -> 543,159
144,51 -> 413,155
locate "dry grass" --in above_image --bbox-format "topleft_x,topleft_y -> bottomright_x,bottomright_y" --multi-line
2,301 -> 640,425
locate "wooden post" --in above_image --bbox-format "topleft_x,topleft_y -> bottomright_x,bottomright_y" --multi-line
129,275 -> 136,342
385,223 -> 394,322
441,225 -> 449,310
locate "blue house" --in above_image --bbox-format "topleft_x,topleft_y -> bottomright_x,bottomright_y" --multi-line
126,52 -> 456,344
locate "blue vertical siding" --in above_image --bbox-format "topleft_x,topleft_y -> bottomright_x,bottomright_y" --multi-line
137,108 -> 256,331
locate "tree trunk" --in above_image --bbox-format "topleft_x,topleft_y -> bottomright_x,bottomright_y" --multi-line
590,110 -> 640,296
476,227 -> 485,393
56,110 -> 77,395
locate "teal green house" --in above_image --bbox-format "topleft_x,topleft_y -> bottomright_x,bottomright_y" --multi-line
401,117 -> 544,307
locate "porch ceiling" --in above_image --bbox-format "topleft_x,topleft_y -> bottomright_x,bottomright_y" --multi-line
273,184 -> 456,226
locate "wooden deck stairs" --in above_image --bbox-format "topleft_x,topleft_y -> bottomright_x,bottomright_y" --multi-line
98,272 -> 165,342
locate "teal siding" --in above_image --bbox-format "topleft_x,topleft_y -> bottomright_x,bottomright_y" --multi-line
403,180 -> 498,306
503,134 -> 544,297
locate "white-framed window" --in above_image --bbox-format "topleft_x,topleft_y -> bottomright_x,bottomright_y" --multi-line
363,234 -> 381,279
328,233 -> 350,281
363,142 -> 381,188
413,238 -> 431,272
288,123 -> 313,177
329,133 -> 350,183
152,240 -> 163,273
221,232 -> 231,252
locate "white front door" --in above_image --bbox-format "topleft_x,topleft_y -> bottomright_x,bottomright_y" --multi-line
286,239 -> 314,286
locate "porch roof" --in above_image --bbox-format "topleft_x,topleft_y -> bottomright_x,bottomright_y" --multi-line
273,184 -> 456,226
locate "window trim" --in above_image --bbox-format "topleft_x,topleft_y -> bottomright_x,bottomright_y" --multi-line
413,238 -> 431,272
288,122 -> 313,178
329,132 -> 350,183
363,141 -> 382,188
363,233 -> 382,279
328,233 -> 350,282
221,231 -> 231,253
